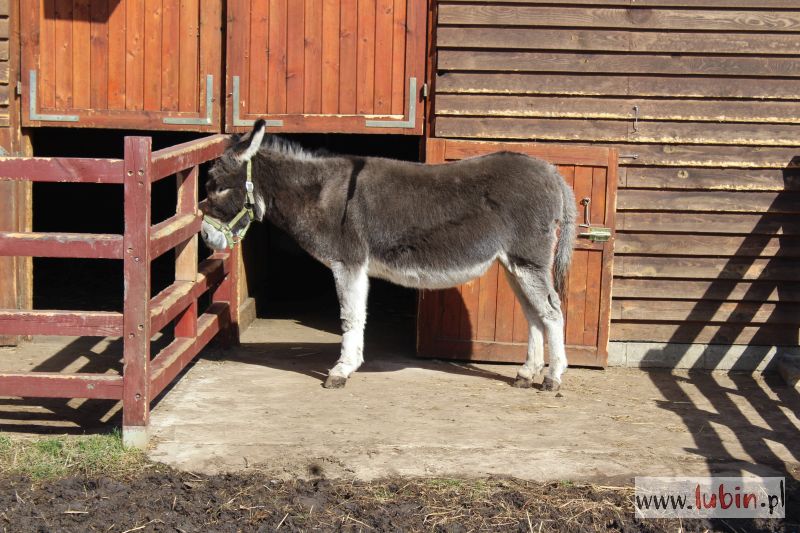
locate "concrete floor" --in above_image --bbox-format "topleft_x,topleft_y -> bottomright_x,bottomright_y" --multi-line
145,316 -> 800,483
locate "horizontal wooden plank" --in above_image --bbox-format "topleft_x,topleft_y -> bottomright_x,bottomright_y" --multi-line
439,140 -> 799,169
0,373 -> 123,400
0,232 -> 123,259
150,213 -> 202,259
24,109 -> 220,133
611,279 -> 800,302
150,134 -> 229,181
437,26 -> 800,55
0,157 -> 124,183
440,0 -> 800,7
438,5 -> 800,32
0,309 -> 123,336
436,95 -> 800,125
149,302 -> 227,398
438,50 -> 800,77
618,190 -> 800,213
614,256 -> 798,280
435,73 -> 800,100
149,256 -> 228,333
616,233 -> 800,257
618,145 -> 800,168
623,167 -> 800,191
610,322 -> 798,345
435,116 -> 800,146
612,299 -> 799,324
441,138 -> 611,166
618,212 -> 800,235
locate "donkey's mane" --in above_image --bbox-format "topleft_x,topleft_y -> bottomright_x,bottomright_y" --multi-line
258,135 -> 327,161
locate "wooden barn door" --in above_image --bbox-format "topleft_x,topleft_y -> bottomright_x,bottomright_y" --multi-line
226,0 -> 426,134
20,1 -> 223,131
418,139 -> 618,367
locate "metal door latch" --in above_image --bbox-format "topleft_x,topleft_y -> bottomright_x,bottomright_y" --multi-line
578,226 -> 612,243
577,197 -> 611,242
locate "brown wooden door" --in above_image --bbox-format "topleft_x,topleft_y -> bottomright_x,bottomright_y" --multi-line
417,139 -> 618,367
20,1 -> 223,131
225,0 -> 427,135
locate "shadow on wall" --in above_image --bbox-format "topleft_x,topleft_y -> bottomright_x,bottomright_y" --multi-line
640,160 -> 800,529
43,2 -> 122,22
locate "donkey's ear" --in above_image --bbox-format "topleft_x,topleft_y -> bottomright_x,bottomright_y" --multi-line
231,119 -> 267,163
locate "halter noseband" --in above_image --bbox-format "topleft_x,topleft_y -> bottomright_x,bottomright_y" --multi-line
202,159 -> 256,249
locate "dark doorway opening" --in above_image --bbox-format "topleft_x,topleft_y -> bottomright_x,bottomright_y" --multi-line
31,128 -> 206,312
244,134 -> 421,349
30,129 -> 420,352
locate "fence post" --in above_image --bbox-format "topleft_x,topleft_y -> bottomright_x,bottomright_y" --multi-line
122,136 -> 152,448
212,246 -> 241,346
174,166 -> 199,338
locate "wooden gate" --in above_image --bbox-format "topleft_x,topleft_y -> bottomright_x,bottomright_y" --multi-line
418,139 -> 617,367
0,134 -> 236,447
20,1 -> 223,131
226,0 -> 427,134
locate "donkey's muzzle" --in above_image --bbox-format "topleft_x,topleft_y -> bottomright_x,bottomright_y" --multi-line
200,219 -> 229,251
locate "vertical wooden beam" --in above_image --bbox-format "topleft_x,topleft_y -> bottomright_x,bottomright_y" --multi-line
0,0 -> 32,347
211,248 -> 240,346
174,166 -> 198,338
122,136 -> 152,448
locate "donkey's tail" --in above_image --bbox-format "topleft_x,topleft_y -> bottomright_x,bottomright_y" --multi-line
553,174 -> 577,295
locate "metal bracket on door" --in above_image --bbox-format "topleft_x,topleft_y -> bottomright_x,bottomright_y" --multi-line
163,75 -> 215,125
365,77 -> 418,129
579,227 -> 612,243
28,70 -> 79,122
231,76 -> 284,128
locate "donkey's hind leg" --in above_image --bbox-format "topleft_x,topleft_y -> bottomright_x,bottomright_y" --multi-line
325,262 -> 369,389
502,260 -> 568,391
502,269 -> 545,388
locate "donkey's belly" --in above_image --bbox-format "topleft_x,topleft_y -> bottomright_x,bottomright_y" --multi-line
367,257 -> 496,289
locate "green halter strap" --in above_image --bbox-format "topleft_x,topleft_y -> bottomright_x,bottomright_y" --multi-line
203,159 -> 255,248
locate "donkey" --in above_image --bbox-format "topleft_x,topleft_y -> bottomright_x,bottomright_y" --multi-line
200,120 -> 577,391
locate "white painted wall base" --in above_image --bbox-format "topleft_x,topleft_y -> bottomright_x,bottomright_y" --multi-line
608,342 -> 800,371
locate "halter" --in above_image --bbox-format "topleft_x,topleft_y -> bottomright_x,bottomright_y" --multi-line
202,159 -> 256,249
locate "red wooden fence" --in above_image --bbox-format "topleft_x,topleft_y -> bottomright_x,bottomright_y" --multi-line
0,134 -> 236,447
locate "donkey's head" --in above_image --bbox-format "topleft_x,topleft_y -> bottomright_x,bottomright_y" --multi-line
200,120 -> 267,250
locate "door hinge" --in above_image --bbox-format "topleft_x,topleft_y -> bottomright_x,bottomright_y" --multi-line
365,77 -> 418,129
28,70 -> 79,122
163,75 -> 215,125
422,82 -> 429,99
231,76 -> 284,128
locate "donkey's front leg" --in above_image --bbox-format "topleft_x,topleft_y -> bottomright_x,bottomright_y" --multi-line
325,262 -> 369,389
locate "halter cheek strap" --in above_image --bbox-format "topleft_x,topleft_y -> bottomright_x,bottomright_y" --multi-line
202,160 -> 256,249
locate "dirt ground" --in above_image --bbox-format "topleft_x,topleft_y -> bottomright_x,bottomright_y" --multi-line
144,316 -> 800,484
1,313 -> 799,531
1,471 -> 796,532
2,315 -> 798,483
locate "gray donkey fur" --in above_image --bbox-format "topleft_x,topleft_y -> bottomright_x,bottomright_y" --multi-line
200,120 -> 577,390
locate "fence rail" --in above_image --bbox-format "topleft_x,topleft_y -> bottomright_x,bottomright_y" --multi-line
0,134 -> 236,447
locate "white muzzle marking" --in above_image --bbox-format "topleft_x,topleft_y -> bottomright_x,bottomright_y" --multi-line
201,219 -> 229,251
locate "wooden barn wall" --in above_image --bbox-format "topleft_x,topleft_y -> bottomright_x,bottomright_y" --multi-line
432,0 -> 800,347
0,0 -> 32,346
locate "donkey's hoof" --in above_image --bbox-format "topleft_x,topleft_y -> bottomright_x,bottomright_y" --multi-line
513,376 -> 534,389
541,377 -> 561,392
323,375 -> 348,389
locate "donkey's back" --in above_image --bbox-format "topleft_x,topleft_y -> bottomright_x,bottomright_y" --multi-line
353,151 -> 574,290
